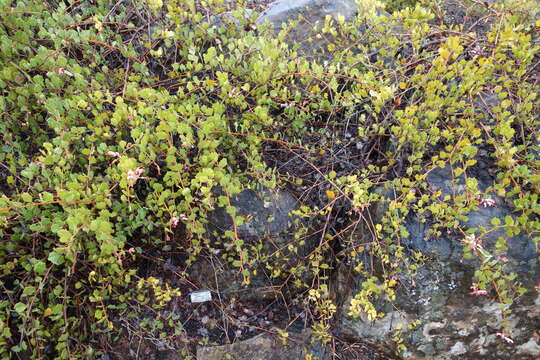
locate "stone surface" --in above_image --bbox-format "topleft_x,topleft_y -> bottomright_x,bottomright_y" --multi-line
340,309 -> 411,343
256,0 -> 359,57
255,0 -> 404,63
257,0 -> 358,26
197,330 -> 328,360
206,187 -> 297,238
336,165 -> 539,359
370,166 -> 536,267
191,187 -> 316,301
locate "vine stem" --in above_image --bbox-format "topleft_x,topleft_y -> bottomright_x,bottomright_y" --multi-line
0,200 -> 96,213
0,11 -> 40,14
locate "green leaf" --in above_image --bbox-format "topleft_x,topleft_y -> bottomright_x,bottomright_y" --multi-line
52,304 -> 63,314
22,286 -> 36,296
94,310 -> 103,319
57,229 -> 72,243
48,251 -> 64,265
14,302 -> 27,313
33,260 -> 46,274
118,157 -> 138,172
42,192 -> 54,202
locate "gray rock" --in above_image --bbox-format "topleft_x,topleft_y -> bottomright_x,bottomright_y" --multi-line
371,166 -> 536,267
449,341 -> 468,356
257,0 -> 358,26
339,308 -> 411,343
336,165 -> 539,359
255,0 -> 406,64
206,187 -> 297,238
417,343 -> 437,356
197,330 -> 328,360
191,187 -> 316,301
339,261 -> 539,359
256,0 -> 359,57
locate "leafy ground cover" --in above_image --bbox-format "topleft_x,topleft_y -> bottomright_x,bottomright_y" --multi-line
0,0 -> 538,359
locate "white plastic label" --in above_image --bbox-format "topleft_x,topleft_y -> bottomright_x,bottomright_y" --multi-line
190,290 -> 212,303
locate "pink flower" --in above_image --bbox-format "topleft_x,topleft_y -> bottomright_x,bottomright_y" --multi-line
169,216 -> 179,228
462,234 -> 483,251
57,67 -> 65,75
496,332 -> 514,344
279,102 -> 295,108
480,197 -> 496,208
126,167 -> 144,186
468,44 -> 486,57
106,151 -> 120,157
169,214 -> 188,228
469,284 -> 488,296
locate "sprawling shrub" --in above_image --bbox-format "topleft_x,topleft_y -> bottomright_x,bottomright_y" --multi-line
0,0 -> 538,358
